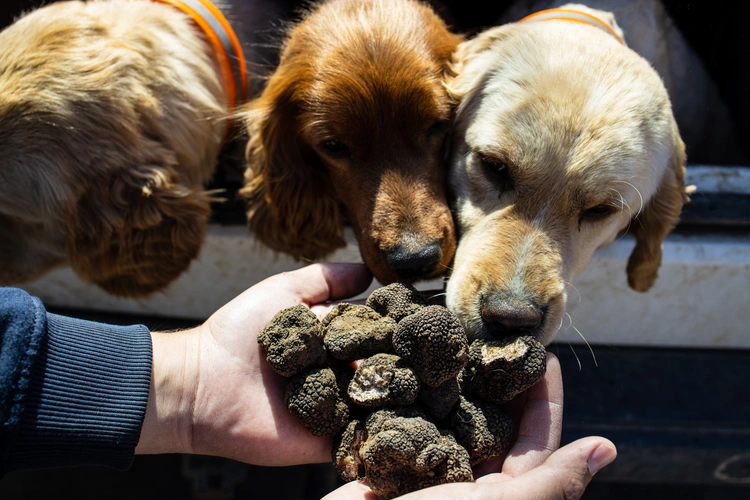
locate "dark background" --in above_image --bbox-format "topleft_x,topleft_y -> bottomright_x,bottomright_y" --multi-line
1,1 -> 749,499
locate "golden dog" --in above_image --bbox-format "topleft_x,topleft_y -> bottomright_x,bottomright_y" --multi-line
444,4 -> 690,345
0,0 -> 266,297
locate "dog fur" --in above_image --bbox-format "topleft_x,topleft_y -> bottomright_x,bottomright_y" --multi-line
239,0 -> 462,285
0,0 -> 275,297
497,0 -> 746,166
444,3 -> 690,345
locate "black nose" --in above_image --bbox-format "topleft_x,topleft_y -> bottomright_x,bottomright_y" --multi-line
385,240 -> 443,280
480,294 -> 544,338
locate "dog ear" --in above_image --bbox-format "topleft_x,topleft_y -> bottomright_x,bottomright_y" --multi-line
67,159 -> 213,297
446,25 -> 515,116
626,133 -> 690,292
239,78 -> 346,261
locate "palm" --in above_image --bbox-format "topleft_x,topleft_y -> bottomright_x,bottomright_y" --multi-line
190,264 -> 373,466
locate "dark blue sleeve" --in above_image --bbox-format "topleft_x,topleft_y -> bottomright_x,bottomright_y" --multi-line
0,287 -> 152,476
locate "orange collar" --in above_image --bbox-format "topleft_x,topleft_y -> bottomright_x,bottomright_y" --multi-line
519,8 -> 625,45
153,0 -> 248,114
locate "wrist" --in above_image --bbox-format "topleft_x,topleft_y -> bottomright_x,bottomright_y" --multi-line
135,328 -> 201,455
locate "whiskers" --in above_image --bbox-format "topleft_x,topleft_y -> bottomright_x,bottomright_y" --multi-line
610,181 -> 645,239
560,312 -> 598,370
564,280 -> 581,303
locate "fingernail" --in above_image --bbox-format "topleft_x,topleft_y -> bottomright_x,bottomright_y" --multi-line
588,444 -> 617,475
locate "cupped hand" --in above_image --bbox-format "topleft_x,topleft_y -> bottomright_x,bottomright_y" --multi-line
322,353 -> 617,500
136,262 -> 373,466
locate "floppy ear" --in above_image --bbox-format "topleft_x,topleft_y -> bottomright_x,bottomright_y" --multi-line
446,25 -> 515,115
626,133 -> 690,292
239,76 -> 345,261
67,155 -> 213,298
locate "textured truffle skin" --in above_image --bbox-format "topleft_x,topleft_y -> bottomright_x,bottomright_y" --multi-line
393,305 -> 469,387
365,282 -> 427,322
360,411 -> 474,500
459,336 -> 547,404
261,286 -> 550,497
323,304 -> 397,361
348,353 -> 420,407
285,365 -> 353,437
332,419 -> 366,482
418,377 -> 460,420
257,304 -> 327,377
449,395 -> 514,466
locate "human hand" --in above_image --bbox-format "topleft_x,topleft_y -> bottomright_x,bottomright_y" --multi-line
135,262 -> 373,466
322,353 -> 617,500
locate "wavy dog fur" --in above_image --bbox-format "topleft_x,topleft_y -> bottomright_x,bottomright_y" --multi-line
240,0 -> 462,285
0,0 -> 263,297
444,4 -> 690,346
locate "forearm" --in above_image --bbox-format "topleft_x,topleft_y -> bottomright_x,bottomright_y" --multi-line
4,311 -> 152,473
135,328 -> 200,456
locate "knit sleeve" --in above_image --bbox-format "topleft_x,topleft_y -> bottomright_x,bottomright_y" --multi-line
0,288 -> 152,475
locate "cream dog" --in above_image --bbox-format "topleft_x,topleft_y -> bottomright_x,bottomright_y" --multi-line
444,4 -> 690,345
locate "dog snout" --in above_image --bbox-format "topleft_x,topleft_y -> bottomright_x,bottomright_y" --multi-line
384,239 -> 443,280
480,294 -> 544,338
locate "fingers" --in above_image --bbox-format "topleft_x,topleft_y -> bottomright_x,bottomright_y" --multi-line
483,437 -> 617,500
320,480 -> 377,500
501,352 -> 564,477
264,263 -> 373,305
318,262 -> 374,301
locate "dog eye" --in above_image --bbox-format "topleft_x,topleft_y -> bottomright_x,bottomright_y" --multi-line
480,157 -> 512,192
582,204 -> 614,220
320,139 -> 350,157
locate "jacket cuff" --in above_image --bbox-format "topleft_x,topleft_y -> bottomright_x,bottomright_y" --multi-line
6,313 -> 153,472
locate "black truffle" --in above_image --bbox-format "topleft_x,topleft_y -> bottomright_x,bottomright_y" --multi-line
259,291 -> 549,500
418,376 -> 460,421
332,419 -> 366,482
285,365 -> 353,437
257,304 -> 327,377
459,336 -> 547,404
365,282 -> 427,322
360,410 -> 474,500
393,305 -> 469,387
348,353 -> 420,407
323,304 -> 396,361
449,395 -> 514,466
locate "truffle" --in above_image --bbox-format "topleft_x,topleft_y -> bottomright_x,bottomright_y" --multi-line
323,304 -> 397,361
449,395 -> 514,465
332,419 -> 367,481
418,376 -> 460,421
459,336 -> 547,404
360,410 -> 474,499
393,305 -> 469,387
285,365 -> 353,437
365,282 -> 427,322
257,304 -> 327,377
348,353 -> 420,407
259,287 -> 549,500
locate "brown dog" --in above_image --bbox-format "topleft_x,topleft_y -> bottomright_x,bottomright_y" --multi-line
240,0 -> 462,285
0,0 -> 270,297
444,4 -> 690,345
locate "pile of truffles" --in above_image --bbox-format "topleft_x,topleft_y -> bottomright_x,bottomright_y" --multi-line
258,283 -> 547,500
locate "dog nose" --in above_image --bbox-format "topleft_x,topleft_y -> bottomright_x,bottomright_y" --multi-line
385,240 -> 443,279
480,295 -> 543,337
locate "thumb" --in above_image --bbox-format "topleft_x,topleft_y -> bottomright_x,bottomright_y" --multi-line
476,436 -> 617,500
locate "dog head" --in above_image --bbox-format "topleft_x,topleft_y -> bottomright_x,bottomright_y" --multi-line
0,0 -> 228,297
240,0 -> 462,284
444,4 -> 689,345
